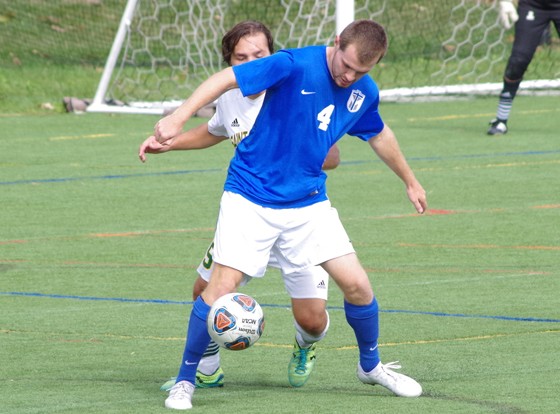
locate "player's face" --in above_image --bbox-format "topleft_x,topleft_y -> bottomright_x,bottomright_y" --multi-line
230,33 -> 271,66
330,42 -> 377,88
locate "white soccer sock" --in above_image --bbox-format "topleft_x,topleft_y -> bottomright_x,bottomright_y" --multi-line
197,352 -> 220,375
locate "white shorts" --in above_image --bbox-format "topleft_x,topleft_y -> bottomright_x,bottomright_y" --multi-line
197,242 -> 329,300
197,191 -> 354,297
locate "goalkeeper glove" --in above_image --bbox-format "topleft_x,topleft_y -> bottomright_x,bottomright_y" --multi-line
499,1 -> 519,29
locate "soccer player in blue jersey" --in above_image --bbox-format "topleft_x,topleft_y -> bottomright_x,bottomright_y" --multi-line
155,19 -> 427,410
141,20 -> 339,391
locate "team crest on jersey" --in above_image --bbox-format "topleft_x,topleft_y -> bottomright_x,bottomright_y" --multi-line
347,89 -> 365,113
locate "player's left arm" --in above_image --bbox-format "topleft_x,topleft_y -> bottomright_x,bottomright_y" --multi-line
368,125 -> 427,214
168,123 -> 228,150
139,123 -> 227,162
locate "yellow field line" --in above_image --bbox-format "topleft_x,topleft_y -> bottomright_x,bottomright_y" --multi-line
2,328 -> 557,349
407,108 -> 560,123
414,159 -> 560,173
49,133 -> 115,141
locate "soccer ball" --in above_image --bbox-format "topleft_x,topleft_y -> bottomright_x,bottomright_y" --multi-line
206,293 -> 265,351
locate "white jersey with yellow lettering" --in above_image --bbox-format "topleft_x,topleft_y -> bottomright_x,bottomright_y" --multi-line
207,88 -> 264,147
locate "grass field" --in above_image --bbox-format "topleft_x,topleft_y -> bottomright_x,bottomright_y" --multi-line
1,95 -> 559,413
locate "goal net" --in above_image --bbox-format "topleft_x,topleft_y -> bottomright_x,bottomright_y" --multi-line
75,0 -> 559,113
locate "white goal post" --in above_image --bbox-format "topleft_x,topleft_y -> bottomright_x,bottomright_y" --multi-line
87,0 -> 560,114
89,0 -> 140,114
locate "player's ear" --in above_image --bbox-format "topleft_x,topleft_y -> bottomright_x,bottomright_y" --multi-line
333,35 -> 340,48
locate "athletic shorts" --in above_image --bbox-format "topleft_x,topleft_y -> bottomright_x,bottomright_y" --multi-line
196,191 -> 354,298
197,244 -> 329,300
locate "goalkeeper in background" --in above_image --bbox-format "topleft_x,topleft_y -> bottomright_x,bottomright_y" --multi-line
488,0 -> 560,135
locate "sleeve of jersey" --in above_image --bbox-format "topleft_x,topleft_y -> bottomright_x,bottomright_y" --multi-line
207,102 -> 227,137
233,51 -> 293,97
347,94 -> 385,141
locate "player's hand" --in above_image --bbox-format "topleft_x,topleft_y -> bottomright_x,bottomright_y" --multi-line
406,181 -> 427,214
499,1 -> 518,29
138,135 -> 172,162
154,113 -> 184,144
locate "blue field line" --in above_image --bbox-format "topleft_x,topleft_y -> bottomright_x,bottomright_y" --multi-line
343,148 -> 560,165
0,168 -> 224,186
2,149 -> 559,186
2,291 -> 559,324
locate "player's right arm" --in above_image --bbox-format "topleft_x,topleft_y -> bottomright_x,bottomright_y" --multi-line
138,122 -> 227,162
154,67 -> 238,143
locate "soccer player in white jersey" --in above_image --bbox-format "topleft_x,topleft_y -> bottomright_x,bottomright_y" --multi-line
140,21 -> 339,391
154,20 -> 427,410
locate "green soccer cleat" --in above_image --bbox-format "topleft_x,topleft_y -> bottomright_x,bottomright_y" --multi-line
195,367 -> 225,388
160,377 -> 177,392
160,367 -> 225,392
288,339 -> 317,387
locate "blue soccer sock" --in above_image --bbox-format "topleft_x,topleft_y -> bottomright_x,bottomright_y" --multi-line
344,297 -> 380,373
176,296 -> 212,383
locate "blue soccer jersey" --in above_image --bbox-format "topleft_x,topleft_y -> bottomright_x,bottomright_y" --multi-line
228,45 -> 385,208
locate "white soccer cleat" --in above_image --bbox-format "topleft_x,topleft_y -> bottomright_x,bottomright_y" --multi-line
165,381 -> 195,410
357,361 -> 422,398
487,119 -> 508,135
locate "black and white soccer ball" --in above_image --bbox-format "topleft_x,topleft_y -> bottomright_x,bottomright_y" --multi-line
206,293 -> 265,351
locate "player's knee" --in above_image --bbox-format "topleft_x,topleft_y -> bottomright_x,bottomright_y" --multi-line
342,282 -> 374,306
296,313 -> 328,336
505,55 -> 531,81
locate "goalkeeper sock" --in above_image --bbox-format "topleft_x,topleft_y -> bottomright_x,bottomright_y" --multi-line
344,298 -> 380,373
496,78 -> 521,122
176,296 -> 211,383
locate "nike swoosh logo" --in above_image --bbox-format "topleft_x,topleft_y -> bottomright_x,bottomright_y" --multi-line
301,89 -> 316,95
185,361 -> 197,366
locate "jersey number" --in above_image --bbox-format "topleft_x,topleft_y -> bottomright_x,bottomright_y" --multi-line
202,242 -> 214,270
317,105 -> 334,131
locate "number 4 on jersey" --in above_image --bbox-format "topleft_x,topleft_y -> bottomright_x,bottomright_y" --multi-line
317,104 -> 335,131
